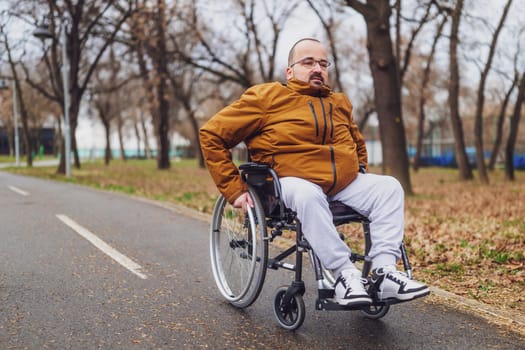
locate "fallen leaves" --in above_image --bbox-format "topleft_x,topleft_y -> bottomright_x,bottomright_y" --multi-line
405,168 -> 525,314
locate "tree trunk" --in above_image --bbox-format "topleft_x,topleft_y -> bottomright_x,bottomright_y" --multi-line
4,36 -> 33,167
364,2 -> 412,193
104,119 -> 111,166
117,114 -> 127,161
188,111 -> 205,168
473,0 -> 512,183
488,74 -> 517,170
139,111 -> 152,159
448,0 -> 473,180
413,16 -> 447,172
70,88 -> 81,170
155,0 -> 171,169
504,72 -> 525,181
133,119 -> 142,158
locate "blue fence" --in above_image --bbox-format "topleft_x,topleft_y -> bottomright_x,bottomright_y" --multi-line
415,151 -> 525,169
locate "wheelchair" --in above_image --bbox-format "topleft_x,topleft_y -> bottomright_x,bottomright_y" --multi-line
209,162 -> 415,330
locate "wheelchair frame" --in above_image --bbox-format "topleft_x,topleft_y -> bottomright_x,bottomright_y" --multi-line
210,162 -> 414,330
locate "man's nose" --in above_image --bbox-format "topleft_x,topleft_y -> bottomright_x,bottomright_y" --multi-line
311,62 -> 323,71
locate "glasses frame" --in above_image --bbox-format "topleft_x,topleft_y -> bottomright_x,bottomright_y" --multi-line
289,57 -> 332,70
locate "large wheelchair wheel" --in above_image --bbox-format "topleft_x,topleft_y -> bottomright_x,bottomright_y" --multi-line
210,186 -> 268,308
273,286 -> 306,330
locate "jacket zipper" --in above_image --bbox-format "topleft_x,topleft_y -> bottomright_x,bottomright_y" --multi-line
329,103 -> 334,139
326,146 -> 337,194
319,97 -> 328,144
308,101 -> 319,137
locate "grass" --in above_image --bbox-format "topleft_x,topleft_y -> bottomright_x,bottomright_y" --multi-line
3,158 -> 525,316
0,155 -> 55,163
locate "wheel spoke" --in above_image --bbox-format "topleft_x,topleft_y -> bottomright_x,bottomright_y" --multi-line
210,190 -> 268,308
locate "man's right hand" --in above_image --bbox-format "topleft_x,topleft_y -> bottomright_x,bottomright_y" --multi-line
233,192 -> 254,213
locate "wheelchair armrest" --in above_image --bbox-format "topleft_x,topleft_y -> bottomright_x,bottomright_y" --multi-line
329,201 -> 369,225
239,162 -> 285,217
239,162 -> 270,186
239,162 -> 270,172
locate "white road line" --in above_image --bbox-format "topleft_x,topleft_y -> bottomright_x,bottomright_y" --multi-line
56,214 -> 147,279
8,185 -> 29,196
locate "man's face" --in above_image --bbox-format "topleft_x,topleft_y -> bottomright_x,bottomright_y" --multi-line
286,40 -> 330,89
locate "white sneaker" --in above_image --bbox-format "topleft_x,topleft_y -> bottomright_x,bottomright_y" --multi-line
334,269 -> 372,306
372,265 -> 430,302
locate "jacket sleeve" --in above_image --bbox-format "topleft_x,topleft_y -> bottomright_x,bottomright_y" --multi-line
343,95 -> 368,169
199,86 -> 266,203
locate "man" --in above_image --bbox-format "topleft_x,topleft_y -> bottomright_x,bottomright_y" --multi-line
199,38 -> 429,306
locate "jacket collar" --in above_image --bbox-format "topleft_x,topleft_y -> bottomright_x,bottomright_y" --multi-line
287,78 -> 332,97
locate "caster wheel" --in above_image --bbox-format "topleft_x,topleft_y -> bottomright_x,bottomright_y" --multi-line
361,303 -> 390,319
273,286 -> 305,330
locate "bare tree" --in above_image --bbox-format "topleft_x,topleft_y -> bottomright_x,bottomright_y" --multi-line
89,43 -> 134,164
128,0 -> 172,169
488,72 -> 518,170
1,24 -> 33,166
447,0 -> 473,180
396,0 -> 435,87
472,0 -> 513,184
91,91 -> 114,165
343,0 -> 413,194
505,71 -> 525,181
169,67 -> 207,168
177,0 -> 300,87
151,0 -> 170,169
28,0 -> 132,174
0,86 -> 14,156
413,14 -> 448,171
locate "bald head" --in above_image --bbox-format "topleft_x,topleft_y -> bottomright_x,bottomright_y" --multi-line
286,38 -> 330,88
287,38 -> 322,66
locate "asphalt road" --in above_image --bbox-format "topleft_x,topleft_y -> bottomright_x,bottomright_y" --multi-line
1,171 -> 523,349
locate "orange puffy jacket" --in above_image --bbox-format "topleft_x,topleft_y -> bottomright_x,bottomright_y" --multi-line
199,78 -> 368,203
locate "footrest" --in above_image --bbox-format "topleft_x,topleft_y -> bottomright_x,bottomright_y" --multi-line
315,298 -> 370,311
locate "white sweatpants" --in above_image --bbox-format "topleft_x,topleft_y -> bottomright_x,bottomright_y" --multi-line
279,173 -> 404,275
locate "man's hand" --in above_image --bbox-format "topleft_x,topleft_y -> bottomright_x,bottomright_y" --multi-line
233,192 -> 254,213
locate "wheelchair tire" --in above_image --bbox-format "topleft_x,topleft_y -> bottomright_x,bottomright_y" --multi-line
210,185 -> 268,308
273,286 -> 306,331
360,303 -> 390,319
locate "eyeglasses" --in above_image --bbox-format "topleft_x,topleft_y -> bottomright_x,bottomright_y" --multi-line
290,57 -> 332,70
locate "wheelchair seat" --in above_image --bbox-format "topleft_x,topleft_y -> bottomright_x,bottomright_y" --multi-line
239,162 -> 368,226
329,201 -> 369,226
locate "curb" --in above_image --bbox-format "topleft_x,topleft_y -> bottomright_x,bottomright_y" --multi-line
428,286 -> 525,337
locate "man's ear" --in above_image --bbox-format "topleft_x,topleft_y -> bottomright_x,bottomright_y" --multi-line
285,66 -> 293,81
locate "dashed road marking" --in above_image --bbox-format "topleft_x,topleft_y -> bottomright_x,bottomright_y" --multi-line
56,214 -> 147,279
8,186 -> 29,196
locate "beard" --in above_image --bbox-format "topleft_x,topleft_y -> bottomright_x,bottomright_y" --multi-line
309,73 -> 324,87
